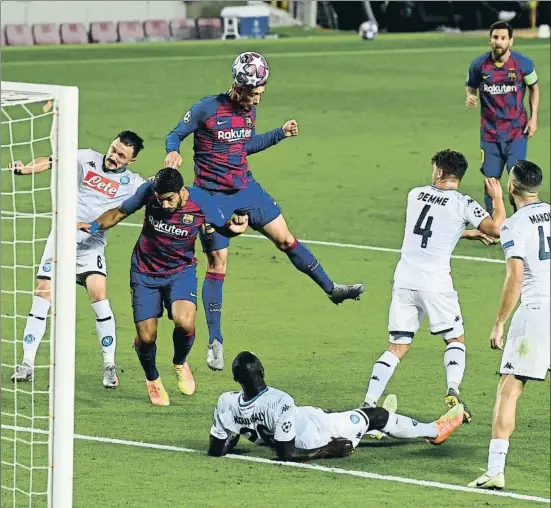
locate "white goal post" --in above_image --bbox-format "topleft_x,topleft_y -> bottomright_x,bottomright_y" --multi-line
1,81 -> 78,508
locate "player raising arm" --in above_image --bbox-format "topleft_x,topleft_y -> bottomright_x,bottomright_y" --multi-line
361,149 -> 505,427
208,352 -> 465,461
11,131 -> 146,389
165,52 -> 364,372
466,21 -> 540,214
469,160 -> 549,491
78,168 -> 248,406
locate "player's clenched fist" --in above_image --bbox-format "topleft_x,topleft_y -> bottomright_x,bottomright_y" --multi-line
282,119 -> 298,137
484,178 -> 502,199
465,94 -> 478,109
164,151 -> 182,169
231,214 -> 248,226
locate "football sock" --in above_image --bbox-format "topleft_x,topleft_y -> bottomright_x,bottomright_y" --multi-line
172,327 -> 195,365
382,412 -> 438,439
283,240 -> 334,294
444,342 -> 466,393
487,439 -> 509,476
134,337 -> 159,381
22,296 -> 51,367
202,272 -> 224,345
92,299 -> 116,365
364,351 -> 400,405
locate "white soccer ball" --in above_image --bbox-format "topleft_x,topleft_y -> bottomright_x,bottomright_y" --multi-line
359,20 -> 378,41
232,52 -> 270,88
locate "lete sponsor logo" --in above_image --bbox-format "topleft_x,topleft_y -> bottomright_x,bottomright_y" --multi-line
83,171 -> 120,198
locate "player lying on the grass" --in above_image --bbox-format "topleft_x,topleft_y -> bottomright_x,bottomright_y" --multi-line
361,149 -> 506,425
470,160 -> 550,491
466,21 -> 540,215
78,168 -> 248,406
165,51 -> 364,373
10,131 -> 146,389
207,351 -> 465,461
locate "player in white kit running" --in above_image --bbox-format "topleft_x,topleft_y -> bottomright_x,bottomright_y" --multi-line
469,160 -> 550,491
362,149 -> 506,424
208,352 -> 465,461
10,131 -> 147,388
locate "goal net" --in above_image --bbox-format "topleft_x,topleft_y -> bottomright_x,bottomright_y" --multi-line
1,82 -> 78,508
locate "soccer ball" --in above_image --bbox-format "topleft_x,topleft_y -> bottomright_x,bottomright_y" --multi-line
232,52 -> 269,88
359,20 -> 378,41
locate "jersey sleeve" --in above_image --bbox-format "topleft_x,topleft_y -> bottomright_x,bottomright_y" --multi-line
165,102 -> 205,153
273,394 -> 297,443
500,221 -> 525,260
461,195 -> 489,228
244,128 -> 286,156
210,393 -> 231,440
132,173 -> 147,192
519,55 -> 538,86
120,181 -> 153,215
466,58 -> 482,89
76,149 -> 94,183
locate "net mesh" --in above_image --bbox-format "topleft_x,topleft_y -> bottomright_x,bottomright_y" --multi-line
1,90 -> 57,508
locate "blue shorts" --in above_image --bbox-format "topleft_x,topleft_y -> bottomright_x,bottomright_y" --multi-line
199,179 -> 281,253
130,266 -> 197,323
480,138 -> 527,179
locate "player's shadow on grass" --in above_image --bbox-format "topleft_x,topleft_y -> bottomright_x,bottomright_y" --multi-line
357,440 -> 412,449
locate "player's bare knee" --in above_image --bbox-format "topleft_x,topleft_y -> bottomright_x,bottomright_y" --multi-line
35,279 -> 52,301
173,315 -> 195,333
445,335 -> 465,345
388,343 -> 409,359
498,375 -> 524,399
277,233 -> 296,251
205,250 -> 228,274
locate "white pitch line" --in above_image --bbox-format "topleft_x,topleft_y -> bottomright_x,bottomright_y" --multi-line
1,424 -> 548,504
117,221 -> 506,264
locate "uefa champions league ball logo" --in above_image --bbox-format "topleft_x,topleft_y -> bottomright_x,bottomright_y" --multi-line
232,52 -> 269,88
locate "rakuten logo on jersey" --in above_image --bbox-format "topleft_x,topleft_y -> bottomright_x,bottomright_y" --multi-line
148,215 -> 189,237
217,128 -> 252,142
483,84 -> 517,95
83,171 -> 120,198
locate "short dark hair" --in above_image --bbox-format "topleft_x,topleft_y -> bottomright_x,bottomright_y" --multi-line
490,21 -> 513,38
116,130 -> 144,157
511,160 -> 542,194
431,149 -> 468,180
232,351 -> 265,386
152,168 -> 184,195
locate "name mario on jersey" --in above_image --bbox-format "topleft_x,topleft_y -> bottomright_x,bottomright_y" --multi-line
83,171 -> 120,198
148,215 -> 190,237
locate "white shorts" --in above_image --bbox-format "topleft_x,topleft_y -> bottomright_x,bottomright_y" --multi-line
295,407 -> 369,450
388,288 -> 465,343
500,302 -> 550,381
37,232 -> 107,281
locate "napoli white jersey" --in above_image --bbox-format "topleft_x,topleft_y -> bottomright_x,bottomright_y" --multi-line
393,186 -> 489,293
500,201 -> 550,305
210,387 -> 297,445
75,149 -> 145,245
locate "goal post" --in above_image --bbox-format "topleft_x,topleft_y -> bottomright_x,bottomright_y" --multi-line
1,81 -> 78,508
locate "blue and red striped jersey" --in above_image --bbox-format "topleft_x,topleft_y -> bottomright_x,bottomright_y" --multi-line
121,182 -> 227,275
166,93 -> 286,191
466,51 -> 537,142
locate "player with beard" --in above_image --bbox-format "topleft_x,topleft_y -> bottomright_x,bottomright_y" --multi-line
10,131 -> 146,388
465,21 -> 540,215
165,52 -> 365,372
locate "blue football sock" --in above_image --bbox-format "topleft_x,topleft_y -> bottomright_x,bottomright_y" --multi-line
283,240 -> 334,294
134,337 -> 159,382
172,327 -> 195,365
202,272 -> 224,345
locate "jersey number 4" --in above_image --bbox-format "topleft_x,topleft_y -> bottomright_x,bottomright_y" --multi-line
414,204 -> 434,249
538,226 -> 551,260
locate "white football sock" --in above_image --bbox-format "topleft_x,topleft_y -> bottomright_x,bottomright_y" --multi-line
92,299 -> 116,365
364,351 -> 400,405
22,296 -> 51,366
487,439 -> 509,476
444,342 -> 466,393
382,412 -> 438,439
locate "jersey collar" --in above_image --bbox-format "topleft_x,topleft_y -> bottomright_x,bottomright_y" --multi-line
238,387 -> 269,407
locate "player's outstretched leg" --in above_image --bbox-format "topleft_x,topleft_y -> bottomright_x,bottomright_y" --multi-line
12,279 -> 52,383
259,215 -> 364,304
362,347 -> 403,408
468,375 -> 524,490
171,300 -> 197,396
443,338 -> 472,423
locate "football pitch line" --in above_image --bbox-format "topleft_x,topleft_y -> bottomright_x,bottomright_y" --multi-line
1,424 -> 549,504
2,43 -> 547,67
118,222 -> 506,265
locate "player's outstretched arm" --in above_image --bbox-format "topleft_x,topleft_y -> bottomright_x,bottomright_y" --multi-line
8,156 -> 52,175
490,258 -> 523,350
478,178 -> 506,237
244,120 -> 297,156
461,230 -> 498,245
77,206 -> 130,234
